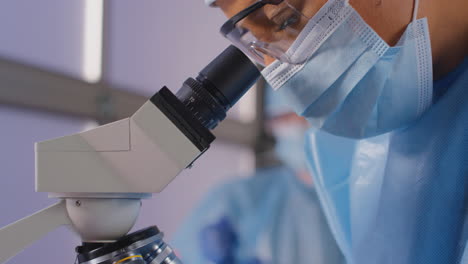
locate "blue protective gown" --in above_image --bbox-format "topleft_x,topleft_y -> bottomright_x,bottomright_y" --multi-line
305,58 -> 468,264
172,166 -> 344,264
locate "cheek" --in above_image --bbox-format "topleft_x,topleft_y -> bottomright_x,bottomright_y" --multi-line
264,55 -> 277,66
349,0 -> 413,46
298,0 -> 329,19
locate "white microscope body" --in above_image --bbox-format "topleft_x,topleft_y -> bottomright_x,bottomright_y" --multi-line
0,45 -> 260,263
0,99 -> 204,263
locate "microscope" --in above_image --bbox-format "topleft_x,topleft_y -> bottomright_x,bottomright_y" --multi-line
0,46 -> 260,264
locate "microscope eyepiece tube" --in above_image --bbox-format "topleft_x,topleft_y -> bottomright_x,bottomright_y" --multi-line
198,45 -> 260,108
149,45 -> 260,152
176,45 -> 260,129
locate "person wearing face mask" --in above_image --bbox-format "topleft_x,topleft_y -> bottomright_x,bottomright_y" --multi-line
171,90 -> 344,264
207,0 -> 468,263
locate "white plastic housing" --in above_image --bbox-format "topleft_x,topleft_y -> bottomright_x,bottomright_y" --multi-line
66,198 -> 141,242
35,101 -> 202,194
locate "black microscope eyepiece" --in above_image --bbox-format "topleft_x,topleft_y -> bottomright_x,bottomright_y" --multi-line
176,45 -> 260,129
150,45 -> 260,151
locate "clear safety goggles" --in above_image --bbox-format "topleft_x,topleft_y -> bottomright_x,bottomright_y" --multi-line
220,0 -> 310,66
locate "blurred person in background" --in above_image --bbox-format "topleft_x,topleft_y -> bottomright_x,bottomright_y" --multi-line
207,0 -> 468,263
172,88 -> 344,264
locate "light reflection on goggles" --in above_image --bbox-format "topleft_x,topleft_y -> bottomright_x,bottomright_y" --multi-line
220,0 -> 310,66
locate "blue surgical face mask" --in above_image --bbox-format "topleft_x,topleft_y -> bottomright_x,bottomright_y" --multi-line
262,0 -> 433,139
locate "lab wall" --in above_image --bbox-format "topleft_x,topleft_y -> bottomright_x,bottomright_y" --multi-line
0,0 -> 85,79
0,1 -> 252,263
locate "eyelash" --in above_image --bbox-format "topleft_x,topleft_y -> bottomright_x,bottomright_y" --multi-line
276,14 -> 299,31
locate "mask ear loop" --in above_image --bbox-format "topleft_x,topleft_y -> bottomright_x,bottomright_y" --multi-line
410,0 -> 420,38
412,0 -> 420,22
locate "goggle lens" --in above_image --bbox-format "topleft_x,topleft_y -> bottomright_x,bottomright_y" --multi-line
222,1 -> 309,66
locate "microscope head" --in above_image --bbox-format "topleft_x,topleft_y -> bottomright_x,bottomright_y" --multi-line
35,45 -> 259,195
34,45 -> 260,241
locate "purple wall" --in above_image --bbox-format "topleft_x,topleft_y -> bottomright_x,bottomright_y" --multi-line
106,1 -> 230,95
0,0 -> 85,78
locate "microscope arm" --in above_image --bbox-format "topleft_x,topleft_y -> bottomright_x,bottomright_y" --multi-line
0,200 -> 70,263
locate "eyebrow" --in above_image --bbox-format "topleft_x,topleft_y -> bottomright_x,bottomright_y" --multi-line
220,0 -> 285,36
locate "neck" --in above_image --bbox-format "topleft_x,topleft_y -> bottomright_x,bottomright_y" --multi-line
422,0 -> 468,80
296,170 -> 313,186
